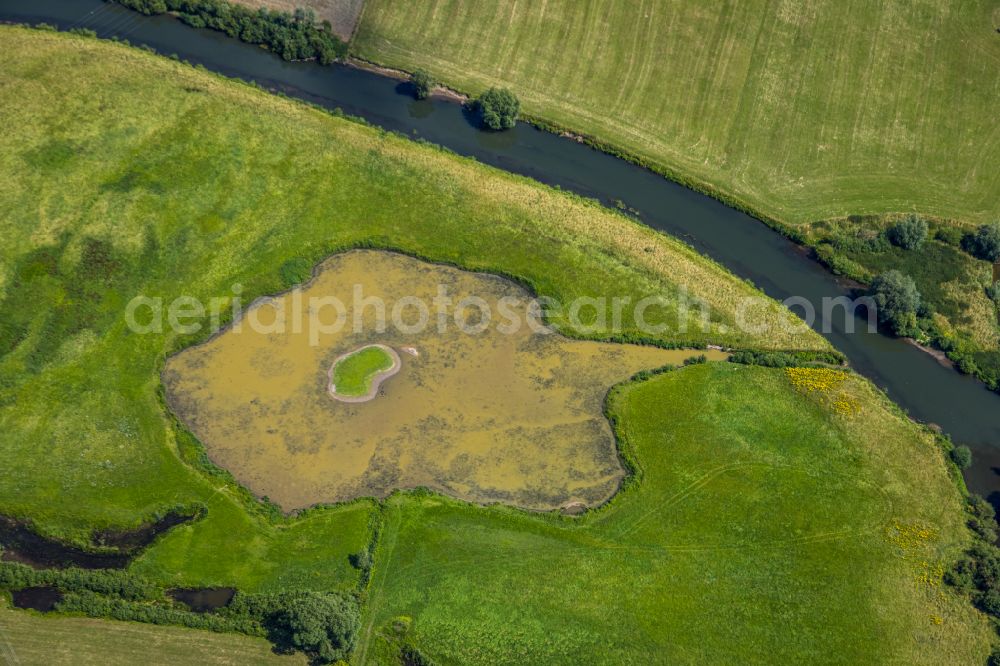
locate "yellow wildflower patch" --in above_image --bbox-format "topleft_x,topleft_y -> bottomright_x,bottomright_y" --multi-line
887,522 -> 945,588
785,367 -> 849,393
784,368 -> 861,416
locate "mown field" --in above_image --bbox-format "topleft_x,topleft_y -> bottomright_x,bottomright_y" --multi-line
359,364 -> 991,664
0,26 -> 991,664
0,26 -> 818,585
354,0 -> 1000,228
0,603 -> 303,665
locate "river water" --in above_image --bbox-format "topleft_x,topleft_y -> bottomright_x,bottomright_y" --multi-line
3,0 -> 999,503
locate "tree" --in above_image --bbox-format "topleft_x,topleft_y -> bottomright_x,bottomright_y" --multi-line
269,593 -> 359,664
232,591 -> 359,664
886,215 -> 927,250
411,69 -> 433,100
963,223 -> 1000,262
869,270 -> 921,336
475,87 -> 520,130
348,550 -> 371,570
950,445 -> 972,469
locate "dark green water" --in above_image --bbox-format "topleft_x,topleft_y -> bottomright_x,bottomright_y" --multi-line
3,0 -> 999,504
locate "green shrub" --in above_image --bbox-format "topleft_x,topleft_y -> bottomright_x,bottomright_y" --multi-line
400,643 -> 437,665
728,350 -> 845,367
987,282 -> 1000,308
869,270 -> 921,336
0,562 -> 160,602
950,445 -> 972,469
682,354 -> 707,366
967,495 -> 997,543
811,242 -> 872,281
348,550 -> 371,570
475,88 -> 520,130
411,69 -> 433,100
229,591 -> 359,664
886,215 -> 927,250
934,226 -> 964,247
957,355 -> 980,376
944,495 -> 1000,624
56,590 -> 254,633
179,13 -> 207,29
962,223 -> 1000,262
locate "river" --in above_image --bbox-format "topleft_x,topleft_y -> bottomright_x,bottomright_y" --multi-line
3,0 -> 999,505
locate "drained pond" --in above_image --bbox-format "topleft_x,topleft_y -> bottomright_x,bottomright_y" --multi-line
164,251 -> 724,511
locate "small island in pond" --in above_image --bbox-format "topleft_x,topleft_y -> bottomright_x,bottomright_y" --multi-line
328,344 -> 402,403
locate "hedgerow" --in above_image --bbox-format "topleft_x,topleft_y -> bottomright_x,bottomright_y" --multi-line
112,0 -> 347,63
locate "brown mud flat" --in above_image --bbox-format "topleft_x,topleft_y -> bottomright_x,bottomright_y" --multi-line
163,251 -> 726,512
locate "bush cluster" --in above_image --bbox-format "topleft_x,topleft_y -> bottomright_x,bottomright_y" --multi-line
57,590 -> 255,633
0,562 -> 159,601
728,350 -> 846,368
886,215 -> 928,250
113,0 -> 347,63
869,270 -> 921,336
935,226 -> 965,247
411,69 -> 433,100
475,87 -> 520,130
400,643 -> 437,665
279,257 -> 313,287
228,590 -> 360,664
950,445 -> 972,470
962,223 -> 1000,262
945,496 -> 1000,627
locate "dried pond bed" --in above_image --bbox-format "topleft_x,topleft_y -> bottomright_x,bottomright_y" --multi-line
164,251 -> 726,511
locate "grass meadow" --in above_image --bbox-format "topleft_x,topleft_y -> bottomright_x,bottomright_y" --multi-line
354,0 -> 1000,228
359,364 -> 991,664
